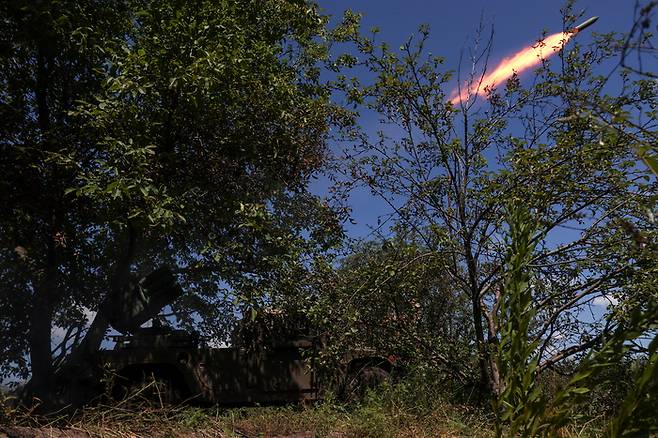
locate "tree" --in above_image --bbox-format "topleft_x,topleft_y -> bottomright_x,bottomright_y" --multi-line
0,0 -> 344,406
1,0 -> 134,398
309,235 -> 472,382
333,3 -> 657,393
619,0 -> 658,177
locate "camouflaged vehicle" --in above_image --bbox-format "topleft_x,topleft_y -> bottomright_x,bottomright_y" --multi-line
88,267 -> 394,405
100,323 -> 395,405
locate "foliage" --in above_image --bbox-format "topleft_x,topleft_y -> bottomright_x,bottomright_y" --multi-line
492,204 -> 658,437
540,299 -> 658,437
309,237 -> 474,382
330,2 -> 657,396
2,1 -> 656,432
0,0 -> 345,401
1,0 -> 133,386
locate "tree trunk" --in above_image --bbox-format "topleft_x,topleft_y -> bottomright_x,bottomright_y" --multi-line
463,235 -> 494,395
25,44 -> 57,407
488,351 -> 501,396
53,224 -> 138,408
25,231 -> 59,407
470,289 -> 492,393
483,295 -> 503,396
27,288 -> 54,404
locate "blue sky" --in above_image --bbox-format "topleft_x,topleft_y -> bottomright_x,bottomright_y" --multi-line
320,0 -> 635,75
313,0 -> 647,239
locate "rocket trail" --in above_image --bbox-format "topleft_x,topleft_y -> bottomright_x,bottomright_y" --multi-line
450,17 -> 599,106
449,32 -> 572,105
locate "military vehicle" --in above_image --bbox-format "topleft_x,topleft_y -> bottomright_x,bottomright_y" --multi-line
101,323 -> 395,405
83,267 -> 395,405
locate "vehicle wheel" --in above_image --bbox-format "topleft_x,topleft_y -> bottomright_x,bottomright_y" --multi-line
341,365 -> 390,403
53,365 -> 103,408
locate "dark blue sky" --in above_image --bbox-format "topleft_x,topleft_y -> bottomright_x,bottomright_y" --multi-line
313,0 -> 646,239
321,0 -> 634,74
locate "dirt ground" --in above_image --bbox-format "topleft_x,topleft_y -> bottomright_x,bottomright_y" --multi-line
1,427 -> 90,438
0,426 -> 316,438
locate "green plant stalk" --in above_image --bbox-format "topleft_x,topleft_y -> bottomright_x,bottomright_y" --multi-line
494,205 -> 546,438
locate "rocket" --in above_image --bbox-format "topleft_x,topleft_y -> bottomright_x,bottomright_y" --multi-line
571,16 -> 599,34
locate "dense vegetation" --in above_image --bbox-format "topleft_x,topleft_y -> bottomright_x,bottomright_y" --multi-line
1,0 -> 345,406
1,0 -> 656,436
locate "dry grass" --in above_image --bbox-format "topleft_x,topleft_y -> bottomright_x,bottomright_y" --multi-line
0,382 -> 606,438
0,386 -> 495,438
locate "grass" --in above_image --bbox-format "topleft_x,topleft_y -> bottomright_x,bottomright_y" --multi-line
0,376 -> 619,437
0,383 -> 495,438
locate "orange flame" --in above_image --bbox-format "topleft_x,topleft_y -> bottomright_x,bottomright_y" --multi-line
450,31 -> 573,105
